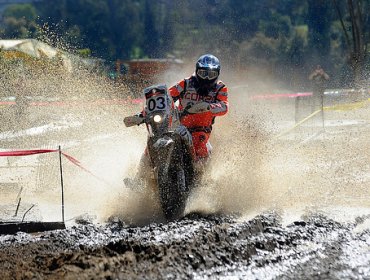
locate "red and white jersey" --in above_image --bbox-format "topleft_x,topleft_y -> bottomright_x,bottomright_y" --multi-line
169,75 -> 228,129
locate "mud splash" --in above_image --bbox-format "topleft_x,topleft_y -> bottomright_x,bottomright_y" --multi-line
1,48 -> 369,228
184,76 -> 369,225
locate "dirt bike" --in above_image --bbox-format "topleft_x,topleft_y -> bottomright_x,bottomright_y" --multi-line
124,84 -> 197,221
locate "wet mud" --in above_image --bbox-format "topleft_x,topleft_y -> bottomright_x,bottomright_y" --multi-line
1,213 -> 370,279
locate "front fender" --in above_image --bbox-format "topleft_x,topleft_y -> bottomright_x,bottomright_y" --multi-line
153,137 -> 174,149
149,136 -> 175,172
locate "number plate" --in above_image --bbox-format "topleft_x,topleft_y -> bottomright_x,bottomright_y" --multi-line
146,95 -> 167,112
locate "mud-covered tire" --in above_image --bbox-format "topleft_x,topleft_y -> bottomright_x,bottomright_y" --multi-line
157,164 -> 187,221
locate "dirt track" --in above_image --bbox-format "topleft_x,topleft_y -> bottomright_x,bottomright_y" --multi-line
1,212 -> 370,280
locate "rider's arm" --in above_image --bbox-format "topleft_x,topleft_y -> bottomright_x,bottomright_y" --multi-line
169,79 -> 186,102
209,85 -> 228,116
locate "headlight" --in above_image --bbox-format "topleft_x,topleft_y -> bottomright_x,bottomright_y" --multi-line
153,114 -> 162,123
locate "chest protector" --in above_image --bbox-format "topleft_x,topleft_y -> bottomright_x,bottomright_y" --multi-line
180,77 -> 225,109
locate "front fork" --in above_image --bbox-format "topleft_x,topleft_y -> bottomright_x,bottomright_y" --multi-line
174,125 -> 196,162
148,135 -> 175,181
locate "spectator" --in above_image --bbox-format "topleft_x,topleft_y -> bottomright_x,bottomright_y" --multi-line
309,65 -> 329,111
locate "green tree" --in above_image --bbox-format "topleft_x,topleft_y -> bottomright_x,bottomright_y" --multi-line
1,4 -> 39,38
332,0 -> 370,86
307,0 -> 333,62
142,0 -> 160,58
36,0 -> 144,60
0,0 -> 366,88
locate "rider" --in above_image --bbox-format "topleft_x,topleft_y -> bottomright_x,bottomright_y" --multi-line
168,54 -> 228,160
124,54 -> 228,184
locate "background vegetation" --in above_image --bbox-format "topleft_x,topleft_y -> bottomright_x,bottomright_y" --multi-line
0,0 -> 369,89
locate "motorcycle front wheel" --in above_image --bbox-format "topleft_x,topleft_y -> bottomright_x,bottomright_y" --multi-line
157,162 -> 188,221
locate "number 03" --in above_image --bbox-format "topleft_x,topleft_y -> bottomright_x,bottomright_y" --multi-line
147,96 -> 166,111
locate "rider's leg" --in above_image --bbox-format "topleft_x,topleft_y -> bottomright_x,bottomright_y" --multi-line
191,131 -> 212,176
191,131 -> 211,160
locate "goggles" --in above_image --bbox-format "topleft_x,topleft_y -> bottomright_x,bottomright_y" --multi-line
197,69 -> 219,80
